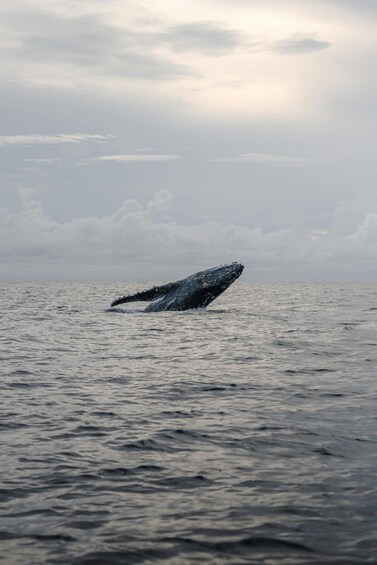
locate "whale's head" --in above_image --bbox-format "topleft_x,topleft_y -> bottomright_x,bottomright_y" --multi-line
182,262 -> 244,308
198,262 -> 244,288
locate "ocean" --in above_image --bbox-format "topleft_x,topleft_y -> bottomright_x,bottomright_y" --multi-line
1,281 -> 377,564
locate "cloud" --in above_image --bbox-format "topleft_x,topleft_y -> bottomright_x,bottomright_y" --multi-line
0,133 -> 112,147
1,189 -> 377,281
346,212 -> 377,241
272,35 -> 331,55
24,158 -> 62,165
89,154 -> 181,163
161,21 -> 247,56
214,152 -> 314,166
329,191 -> 377,237
21,154 -> 181,167
2,8 -> 195,81
0,1 -> 340,124
318,0 -> 377,14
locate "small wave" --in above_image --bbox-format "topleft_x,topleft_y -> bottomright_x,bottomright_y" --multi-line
283,367 -> 335,375
272,340 -> 301,349
70,547 -> 161,564
101,467 -> 131,476
0,421 -> 29,430
161,534 -> 313,555
312,446 -> 339,457
2,508 -> 60,519
166,428 -> 210,440
72,425 -> 108,437
104,307 -> 144,314
155,474 -> 212,489
0,530 -> 76,542
136,464 -> 163,472
160,410 -> 198,418
6,381 -> 33,388
118,438 -> 174,452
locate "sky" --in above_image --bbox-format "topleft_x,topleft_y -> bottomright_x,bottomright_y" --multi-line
1,0 -> 376,281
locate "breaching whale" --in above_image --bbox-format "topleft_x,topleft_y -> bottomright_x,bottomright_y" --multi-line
110,262 -> 244,312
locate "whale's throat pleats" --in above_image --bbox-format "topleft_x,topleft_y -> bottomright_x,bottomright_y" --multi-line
110,282 -> 177,307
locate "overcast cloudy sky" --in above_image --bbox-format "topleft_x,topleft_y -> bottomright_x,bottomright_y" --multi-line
1,0 -> 376,281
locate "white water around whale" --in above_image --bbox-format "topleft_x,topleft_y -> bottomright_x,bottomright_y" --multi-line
1,281 -> 377,564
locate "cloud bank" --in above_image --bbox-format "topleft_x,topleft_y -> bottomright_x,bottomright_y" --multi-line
1,190 -> 376,281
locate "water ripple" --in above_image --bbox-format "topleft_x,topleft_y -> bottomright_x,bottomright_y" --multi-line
1,282 -> 377,564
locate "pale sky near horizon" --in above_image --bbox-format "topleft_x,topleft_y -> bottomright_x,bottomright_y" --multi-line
1,0 -> 376,281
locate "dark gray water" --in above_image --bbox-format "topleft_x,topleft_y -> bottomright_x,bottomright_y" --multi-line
1,282 -> 377,564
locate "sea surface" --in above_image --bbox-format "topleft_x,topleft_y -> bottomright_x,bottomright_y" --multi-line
1,281 -> 377,565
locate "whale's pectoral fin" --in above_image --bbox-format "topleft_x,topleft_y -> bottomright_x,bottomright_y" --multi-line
111,283 -> 176,307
